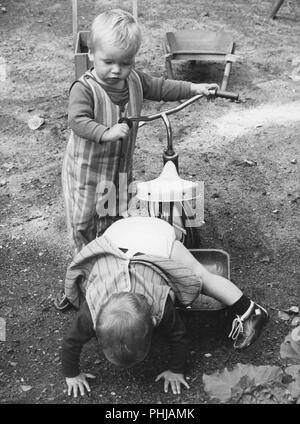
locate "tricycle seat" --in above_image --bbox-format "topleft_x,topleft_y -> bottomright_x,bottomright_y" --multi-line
136,161 -> 200,202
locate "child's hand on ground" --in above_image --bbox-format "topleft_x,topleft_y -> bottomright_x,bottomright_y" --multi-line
155,370 -> 190,395
65,372 -> 96,398
190,83 -> 219,97
101,123 -> 130,142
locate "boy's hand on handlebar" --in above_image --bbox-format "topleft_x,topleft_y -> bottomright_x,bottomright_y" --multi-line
190,83 -> 219,97
101,123 -> 130,142
65,372 -> 96,398
155,370 -> 190,395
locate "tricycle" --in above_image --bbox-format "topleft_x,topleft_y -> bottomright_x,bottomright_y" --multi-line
119,88 -> 239,310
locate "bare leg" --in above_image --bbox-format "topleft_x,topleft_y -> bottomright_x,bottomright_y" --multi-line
170,240 -> 243,305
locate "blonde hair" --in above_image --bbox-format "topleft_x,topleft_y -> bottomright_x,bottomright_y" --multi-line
96,292 -> 153,368
89,9 -> 142,53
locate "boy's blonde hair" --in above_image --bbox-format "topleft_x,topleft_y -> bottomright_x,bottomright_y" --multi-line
96,292 -> 153,368
89,9 -> 142,53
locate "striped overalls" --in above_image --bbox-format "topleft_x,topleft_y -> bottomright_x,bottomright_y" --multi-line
62,70 -> 143,252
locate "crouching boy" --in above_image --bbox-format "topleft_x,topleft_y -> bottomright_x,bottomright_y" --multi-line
59,217 -> 268,397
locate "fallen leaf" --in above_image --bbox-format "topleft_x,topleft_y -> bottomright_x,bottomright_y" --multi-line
203,363 -> 282,403
28,115 -> 44,130
291,317 -> 300,327
278,311 -> 290,321
260,255 -> 271,264
2,162 -> 14,171
25,214 -> 43,222
280,328 -> 300,363
288,74 -> 300,82
234,159 -> 257,167
285,366 -> 300,401
291,326 -> 300,342
283,306 -> 299,315
21,385 -> 33,392
243,159 -> 257,166
285,365 -> 300,377
0,318 -> 5,341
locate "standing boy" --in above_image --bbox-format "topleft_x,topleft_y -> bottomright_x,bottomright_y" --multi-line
62,9 -> 218,253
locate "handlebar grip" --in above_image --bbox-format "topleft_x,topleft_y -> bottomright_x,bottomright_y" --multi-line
118,117 -> 133,128
215,89 -> 239,101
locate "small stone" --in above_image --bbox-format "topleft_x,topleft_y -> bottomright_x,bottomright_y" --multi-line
291,159 -> 297,164
272,209 -> 279,214
204,353 -> 212,358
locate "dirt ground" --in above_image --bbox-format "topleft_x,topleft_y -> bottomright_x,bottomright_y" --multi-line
0,0 -> 299,405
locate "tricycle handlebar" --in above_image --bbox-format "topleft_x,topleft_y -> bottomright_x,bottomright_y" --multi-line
119,88 -> 239,125
214,89 -> 239,101
118,88 -> 239,160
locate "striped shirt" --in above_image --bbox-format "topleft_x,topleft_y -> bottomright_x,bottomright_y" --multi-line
64,223 -> 203,326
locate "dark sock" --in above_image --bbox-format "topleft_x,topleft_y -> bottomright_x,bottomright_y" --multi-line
229,294 -> 252,317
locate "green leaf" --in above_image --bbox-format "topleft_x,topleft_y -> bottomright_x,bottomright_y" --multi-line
285,365 -> 300,401
203,363 -> 283,403
280,331 -> 300,363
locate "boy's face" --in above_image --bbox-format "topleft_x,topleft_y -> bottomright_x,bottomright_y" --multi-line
91,42 -> 136,88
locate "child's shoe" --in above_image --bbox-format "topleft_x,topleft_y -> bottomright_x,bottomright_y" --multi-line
54,291 -> 72,311
228,301 -> 269,349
